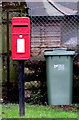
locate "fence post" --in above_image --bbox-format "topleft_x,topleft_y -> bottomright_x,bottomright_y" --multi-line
6,11 -> 10,99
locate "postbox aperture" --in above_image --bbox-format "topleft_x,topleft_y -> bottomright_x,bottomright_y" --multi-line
12,17 -> 30,60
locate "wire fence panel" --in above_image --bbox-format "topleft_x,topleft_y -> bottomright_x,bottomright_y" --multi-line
61,16 -> 79,47
30,15 -> 79,57
31,16 -> 61,57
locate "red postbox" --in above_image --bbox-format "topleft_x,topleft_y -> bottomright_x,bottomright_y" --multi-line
12,17 -> 30,60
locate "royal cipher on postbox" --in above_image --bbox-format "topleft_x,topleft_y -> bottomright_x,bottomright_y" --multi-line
12,17 -> 30,60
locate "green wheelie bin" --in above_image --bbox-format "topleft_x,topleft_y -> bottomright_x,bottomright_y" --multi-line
44,48 -> 75,105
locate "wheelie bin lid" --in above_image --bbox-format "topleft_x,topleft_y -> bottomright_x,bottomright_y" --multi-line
44,48 -> 75,56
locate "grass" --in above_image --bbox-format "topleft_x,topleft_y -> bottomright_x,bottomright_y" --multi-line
0,104 -> 2,120
2,103 -> 79,118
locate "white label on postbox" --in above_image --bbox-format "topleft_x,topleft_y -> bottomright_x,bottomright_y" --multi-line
17,38 -> 25,53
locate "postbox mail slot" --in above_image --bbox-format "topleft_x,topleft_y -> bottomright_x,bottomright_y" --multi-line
13,25 -> 28,27
12,25 -> 29,34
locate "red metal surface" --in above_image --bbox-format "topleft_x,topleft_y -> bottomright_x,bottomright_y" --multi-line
12,17 -> 30,60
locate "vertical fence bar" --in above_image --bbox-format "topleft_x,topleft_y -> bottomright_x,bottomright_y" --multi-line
18,61 -> 25,116
6,11 -> 10,99
77,2 -> 79,49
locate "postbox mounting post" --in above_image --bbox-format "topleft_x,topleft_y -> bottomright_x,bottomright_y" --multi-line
18,60 -> 25,116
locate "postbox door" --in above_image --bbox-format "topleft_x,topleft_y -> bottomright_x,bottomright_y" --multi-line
12,34 -> 30,60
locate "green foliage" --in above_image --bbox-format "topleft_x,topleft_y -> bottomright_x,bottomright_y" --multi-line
27,91 -> 43,105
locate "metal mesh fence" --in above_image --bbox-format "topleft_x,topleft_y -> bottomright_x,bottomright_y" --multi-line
30,15 -> 79,57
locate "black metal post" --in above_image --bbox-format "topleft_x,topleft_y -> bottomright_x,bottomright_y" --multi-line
6,11 -> 10,99
18,61 -> 25,116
